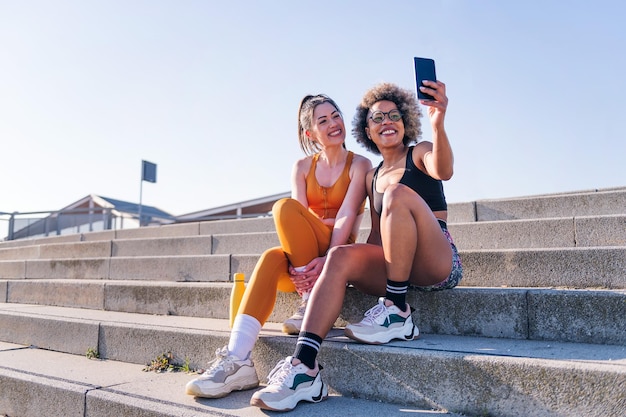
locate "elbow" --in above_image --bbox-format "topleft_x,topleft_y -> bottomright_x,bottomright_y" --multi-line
436,166 -> 453,181
441,168 -> 453,181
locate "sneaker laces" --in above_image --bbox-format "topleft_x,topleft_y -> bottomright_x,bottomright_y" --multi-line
360,298 -> 390,326
287,300 -> 307,320
294,301 -> 307,317
203,347 -> 235,376
266,358 -> 294,386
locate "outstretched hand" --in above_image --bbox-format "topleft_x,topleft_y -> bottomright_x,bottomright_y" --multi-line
420,80 -> 448,127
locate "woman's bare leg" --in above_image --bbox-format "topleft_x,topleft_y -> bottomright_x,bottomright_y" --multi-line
300,243 -> 387,339
342,185 -> 453,344
381,183 -> 452,286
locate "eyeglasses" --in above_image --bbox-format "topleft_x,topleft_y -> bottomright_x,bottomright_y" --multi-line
369,109 -> 402,124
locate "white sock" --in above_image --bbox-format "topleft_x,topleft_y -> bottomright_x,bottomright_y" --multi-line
228,314 -> 262,360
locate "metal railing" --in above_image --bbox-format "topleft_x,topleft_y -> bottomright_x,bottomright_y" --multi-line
0,207 -> 149,241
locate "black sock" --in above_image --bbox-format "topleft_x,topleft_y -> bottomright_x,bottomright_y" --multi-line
293,331 -> 322,370
385,279 -> 409,312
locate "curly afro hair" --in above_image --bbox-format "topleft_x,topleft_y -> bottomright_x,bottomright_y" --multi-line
352,82 -> 422,155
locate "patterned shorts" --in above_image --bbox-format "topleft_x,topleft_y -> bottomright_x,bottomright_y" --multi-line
412,219 -> 463,292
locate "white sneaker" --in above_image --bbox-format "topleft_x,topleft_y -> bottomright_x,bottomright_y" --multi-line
185,346 -> 259,398
282,299 -> 307,335
250,356 -> 327,411
344,297 -> 419,344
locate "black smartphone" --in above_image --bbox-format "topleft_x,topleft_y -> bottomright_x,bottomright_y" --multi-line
414,57 -> 437,101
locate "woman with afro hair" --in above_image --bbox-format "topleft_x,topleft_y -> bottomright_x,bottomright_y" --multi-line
251,80 -> 462,412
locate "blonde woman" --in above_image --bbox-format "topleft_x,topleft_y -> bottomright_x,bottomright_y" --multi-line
186,94 -> 372,400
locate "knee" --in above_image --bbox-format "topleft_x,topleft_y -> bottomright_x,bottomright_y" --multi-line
251,247 -> 289,287
382,183 -> 424,213
327,245 -> 350,260
272,197 -> 300,218
323,245 -> 355,281
258,247 -> 286,265
383,183 -> 412,204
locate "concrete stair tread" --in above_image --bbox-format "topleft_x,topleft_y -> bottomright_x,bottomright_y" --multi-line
2,187 -> 626,416
2,215 -> 625,256
2,245 -> 625,288
0,342 -> 465,417
2,213 -> 625,255
1,302 -> 624,366
3,282 -> 625,345
1,304 -> 625,416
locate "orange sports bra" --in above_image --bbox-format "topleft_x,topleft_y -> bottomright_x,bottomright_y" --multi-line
305,151 -> 365,220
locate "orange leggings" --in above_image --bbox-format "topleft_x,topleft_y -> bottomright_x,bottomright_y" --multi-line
238,198 -> 332,325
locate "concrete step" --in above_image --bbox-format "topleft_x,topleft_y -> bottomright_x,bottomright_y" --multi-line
1,245 -> 624,289
2,284 -> 625,346
1,187 -> 624,416
460,246 -> 626,289
214,214 -> 626,253
468,187 -> 626,221
0,305 -> 623,417
0,217 -> 278,249
449,214 -> 626,249
0,342 -> 466,417
0,255 -> 231,281
2,215 -> 624,266
2,187 -> 625,250
0,235 -> 220,261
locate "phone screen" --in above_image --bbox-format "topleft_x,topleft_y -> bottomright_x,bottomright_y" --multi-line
414,57 -> 437,101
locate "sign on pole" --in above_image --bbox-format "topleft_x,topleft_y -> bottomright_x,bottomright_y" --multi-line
142,160 -> 157,183
139,160 -> 157,226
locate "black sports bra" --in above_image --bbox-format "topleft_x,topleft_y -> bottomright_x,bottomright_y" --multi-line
372,146 -> 447,215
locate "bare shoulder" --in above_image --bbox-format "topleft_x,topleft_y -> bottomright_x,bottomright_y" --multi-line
412,141 -> 432,167
351,152 -> 373,171
414,141 -> 433,154
293,155 -> 314,174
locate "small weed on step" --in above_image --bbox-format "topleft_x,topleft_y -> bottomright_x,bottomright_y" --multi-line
143,351 -> 194,373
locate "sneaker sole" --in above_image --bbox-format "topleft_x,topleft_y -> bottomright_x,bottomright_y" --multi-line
186,376 -> 259,398
344,324 -> 419,345
250,380 -> 328,411
281,322 -> 301,335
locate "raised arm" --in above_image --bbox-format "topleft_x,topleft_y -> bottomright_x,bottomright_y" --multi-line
417,80 -> 454,181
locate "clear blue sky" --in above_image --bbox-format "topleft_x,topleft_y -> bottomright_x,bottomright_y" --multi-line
1,0 -> 625,218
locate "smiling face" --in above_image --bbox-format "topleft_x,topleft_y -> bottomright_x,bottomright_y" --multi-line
365,100 -> 405,150
307,102 -> 346,147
